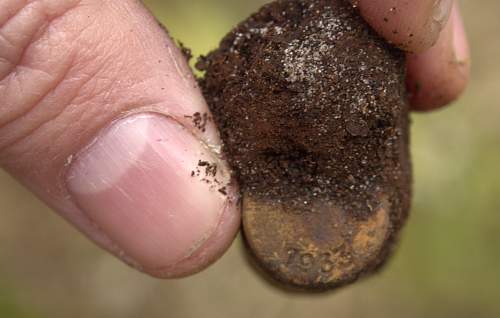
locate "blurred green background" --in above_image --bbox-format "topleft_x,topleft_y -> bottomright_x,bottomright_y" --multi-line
1,0 -> 499,317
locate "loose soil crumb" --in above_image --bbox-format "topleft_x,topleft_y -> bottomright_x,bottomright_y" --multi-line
185,112 -> 211,132
178,41 -> 193,63
191,160 -> 227,195
197,0 -> 412,290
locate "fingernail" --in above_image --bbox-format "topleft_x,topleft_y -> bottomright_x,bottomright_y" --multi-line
431,0 -> 453,33
451,5 -> 469,65
67,113 -> 231,270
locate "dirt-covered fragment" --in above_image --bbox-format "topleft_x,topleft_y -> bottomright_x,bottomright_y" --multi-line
198,0 -> 412,290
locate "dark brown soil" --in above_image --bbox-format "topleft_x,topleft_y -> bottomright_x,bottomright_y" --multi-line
197,0 -> 412,290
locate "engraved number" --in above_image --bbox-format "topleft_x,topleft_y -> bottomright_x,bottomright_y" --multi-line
320,253 -> 335,273
286,248 -> 336,273
286,248 -> 299,265
300,253 -> 314,268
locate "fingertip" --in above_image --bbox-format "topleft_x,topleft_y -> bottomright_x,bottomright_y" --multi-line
407,4 -> 470,111
354,0 -> 453,53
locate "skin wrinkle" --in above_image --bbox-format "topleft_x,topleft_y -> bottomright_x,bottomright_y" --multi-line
18,71 -> 119,155
0,56 -> 13,76
0,62 -> 70,151
0,14 -> 44,81
0,2 -> 78,129
0,18 -> 190,171
0,27 -> 16,52
0,0 -> 82,81
0,3 -> 128,155
0,0 -> 28,26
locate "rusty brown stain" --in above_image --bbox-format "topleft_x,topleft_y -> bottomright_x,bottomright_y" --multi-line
242,194 -> 397,290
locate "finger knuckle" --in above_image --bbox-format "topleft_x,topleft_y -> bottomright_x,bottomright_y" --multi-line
0,0 -> 104,160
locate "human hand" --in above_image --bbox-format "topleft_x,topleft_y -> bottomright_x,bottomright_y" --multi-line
0,0 -> 470,279
0,0 -> 240,278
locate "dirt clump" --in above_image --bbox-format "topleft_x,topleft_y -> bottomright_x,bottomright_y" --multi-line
198,0 -> 412,290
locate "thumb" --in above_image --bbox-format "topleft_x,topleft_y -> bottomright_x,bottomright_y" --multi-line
0,0 -> 240,278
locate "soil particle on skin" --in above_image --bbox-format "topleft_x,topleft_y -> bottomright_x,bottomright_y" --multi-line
185,112 -> 211,132
197,160 -> 218,177
197,0 -> 412,289
178,41 -> 193,63
191,160 -> 227,195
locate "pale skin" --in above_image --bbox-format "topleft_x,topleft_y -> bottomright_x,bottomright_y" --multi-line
0,0 -> 470,278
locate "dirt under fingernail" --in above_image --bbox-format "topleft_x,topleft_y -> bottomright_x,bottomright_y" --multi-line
197,0 -> 412,291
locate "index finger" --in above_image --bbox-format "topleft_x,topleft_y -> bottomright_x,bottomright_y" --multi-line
353,0 -> 453,53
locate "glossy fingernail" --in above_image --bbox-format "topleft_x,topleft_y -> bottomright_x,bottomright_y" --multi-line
451,5 -> 469,65
67,113 -> 231,271
431,0 -> 454,34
